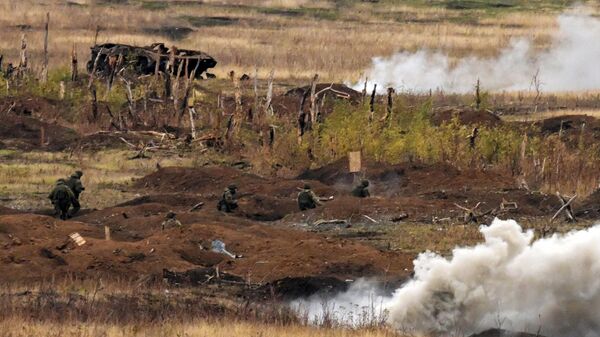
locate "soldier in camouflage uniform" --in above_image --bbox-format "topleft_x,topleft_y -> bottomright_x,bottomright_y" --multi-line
217,184 -> 238,212
161,211 -> 183,230
48,179 -> 76,220
351,180 -> 371,198
65,170 -> 85,216
297,184 -> 323,211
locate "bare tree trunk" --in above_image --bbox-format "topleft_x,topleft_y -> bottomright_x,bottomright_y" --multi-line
88,47 -> 103,89
382,87 -> 395,124
90,85 -> 98,122
71,44 -> 78,81
253,66 -> 259,127
232,71 -> 242,135
362,78 -> 368,104
41,12 -> 50,83
93,25 -> 100,45
369,84 -> 377,122
309,73 -> 318,129
265,69 -> 274,117
18,34 -> 27,77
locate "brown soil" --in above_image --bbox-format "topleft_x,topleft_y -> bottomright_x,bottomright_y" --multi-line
431,106 -> 502,126
0,212 -> 413,284
0,115 -> 80,151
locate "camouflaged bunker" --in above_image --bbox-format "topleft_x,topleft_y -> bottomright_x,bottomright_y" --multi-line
86,43 -> 217,79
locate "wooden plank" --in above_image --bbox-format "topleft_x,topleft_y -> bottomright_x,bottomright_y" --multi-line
348,151 -> 362,173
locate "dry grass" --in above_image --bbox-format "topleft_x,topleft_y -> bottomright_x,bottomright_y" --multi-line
0,0 -> 585,82
0,149 -> 197,210
0,320 -> 401,337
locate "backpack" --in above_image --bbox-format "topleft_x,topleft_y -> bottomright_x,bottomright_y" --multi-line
54,187 -> 69,201
298,190 -> 315,206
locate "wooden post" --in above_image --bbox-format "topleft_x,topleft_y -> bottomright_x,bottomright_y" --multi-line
309,73 -> 318,128
59,81 -> 65,100
93,25 -> 100,45
383,87 -> 395,123
41,12 -> 50,83
70,44 -> 78,81
369,84 -> 377,122
253,66 -> 259,126
18,34 -> 27,76
90,85 -> 98,121
265,69 -> 274,116
232,71 -> 242,134
362,78 -> 368,103
104,226 -> 111,241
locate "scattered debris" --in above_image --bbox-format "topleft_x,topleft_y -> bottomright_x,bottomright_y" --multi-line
211,240 -> 241,259
189,202 -> 204,212
390,213 -> 409,222
552,192 -> 577,222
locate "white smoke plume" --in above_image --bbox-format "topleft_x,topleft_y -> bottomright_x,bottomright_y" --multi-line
295,219 -> 600,337
355,9 -> 600,93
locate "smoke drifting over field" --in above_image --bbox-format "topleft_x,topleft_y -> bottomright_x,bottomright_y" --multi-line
357,9 -> 600,93
295,219 -> 600,337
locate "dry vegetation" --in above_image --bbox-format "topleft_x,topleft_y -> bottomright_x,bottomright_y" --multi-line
2,2 -> 600,336
0,0 -> 593,81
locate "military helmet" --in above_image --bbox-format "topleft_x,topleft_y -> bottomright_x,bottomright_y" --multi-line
228,184 -> 237,190
75,170 -> 83,177
303,184 -> 311,190
361,180 -> 370,187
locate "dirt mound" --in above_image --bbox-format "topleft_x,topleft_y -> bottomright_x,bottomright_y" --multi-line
133,167 -> 335,221
0,206 -> 22,215
431,106 -> 501,126
0,96 -> 63,120
0,213 -> 413,284
298,159 -> 553,218
470,329 -> 544,337
539,115 -> 600,135
299,159 -> 513,195
0,115 -> 79,151
576,188 -> 600,218
284,83 -> 362,102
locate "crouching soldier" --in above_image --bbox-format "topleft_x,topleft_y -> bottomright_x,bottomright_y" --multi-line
66,170 -> 85,216
217,184 -> 238,212
352,180 -> 370,198
48,179 -> 76,220
297,184 -> 324,211
161,211 -> 183,230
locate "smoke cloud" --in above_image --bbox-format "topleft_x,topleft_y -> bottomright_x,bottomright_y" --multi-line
295,219 -> 600,337
356,9 -> 600,93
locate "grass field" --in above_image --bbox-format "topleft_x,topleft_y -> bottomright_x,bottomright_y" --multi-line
0,0 -> 592,82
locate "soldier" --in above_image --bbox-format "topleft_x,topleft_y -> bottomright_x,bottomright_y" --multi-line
48,179 -> 76,220
297,184 -> 324,211
217,184 -> 238,212
352,180 -> 371,198
65,170 -> 85,216
161,211 -> 182,230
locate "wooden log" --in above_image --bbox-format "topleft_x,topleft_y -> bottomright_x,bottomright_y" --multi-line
552,192 -> 577,222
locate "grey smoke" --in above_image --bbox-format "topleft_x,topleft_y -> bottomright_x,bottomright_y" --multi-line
294,219 -> 600,337
355,9 -> 600,93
